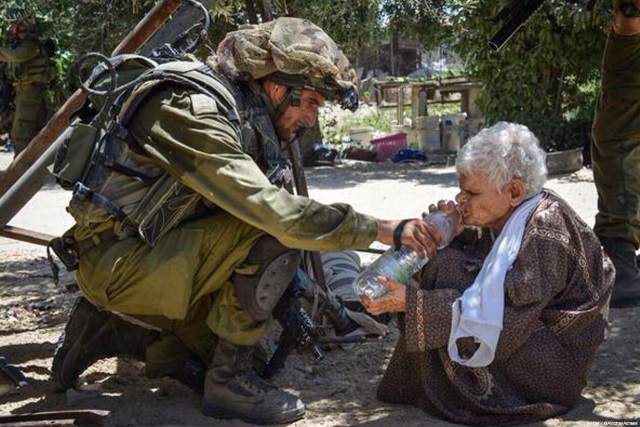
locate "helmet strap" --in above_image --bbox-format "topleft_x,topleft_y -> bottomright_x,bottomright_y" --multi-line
290,87 -> 302,107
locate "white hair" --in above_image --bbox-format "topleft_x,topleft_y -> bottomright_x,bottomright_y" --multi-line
455,122 -> 547,197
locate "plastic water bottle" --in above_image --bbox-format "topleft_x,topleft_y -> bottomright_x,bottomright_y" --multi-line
353,210 -> 458,299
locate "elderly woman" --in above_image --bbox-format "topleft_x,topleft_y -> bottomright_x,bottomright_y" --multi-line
361,122 -> 614,425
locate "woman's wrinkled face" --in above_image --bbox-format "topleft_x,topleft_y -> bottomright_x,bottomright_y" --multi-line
455,172 -> 516,234
274,88 -> 325,142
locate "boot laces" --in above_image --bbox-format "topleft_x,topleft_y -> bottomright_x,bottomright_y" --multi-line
236,369 -> 276,394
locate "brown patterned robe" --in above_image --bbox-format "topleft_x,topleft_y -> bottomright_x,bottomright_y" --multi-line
376,190 -> 614,426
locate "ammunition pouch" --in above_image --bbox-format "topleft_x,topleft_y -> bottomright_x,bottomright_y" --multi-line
52,122 -> 101,190
119,173 -> 201,246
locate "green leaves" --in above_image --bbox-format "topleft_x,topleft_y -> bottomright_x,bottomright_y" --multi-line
450,0 -> 607,150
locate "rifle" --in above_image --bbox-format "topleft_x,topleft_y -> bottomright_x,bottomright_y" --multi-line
489,0 -> 547,51
260,268 -> 367,379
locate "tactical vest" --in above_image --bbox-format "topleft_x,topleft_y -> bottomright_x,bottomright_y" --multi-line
8,36 -> 55,85
53,54 -> 290,246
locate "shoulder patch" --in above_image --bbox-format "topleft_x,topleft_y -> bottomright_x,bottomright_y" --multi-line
189,93 -> 218,116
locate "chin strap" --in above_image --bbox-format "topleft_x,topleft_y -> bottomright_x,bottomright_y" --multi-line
273,87 -> 302,120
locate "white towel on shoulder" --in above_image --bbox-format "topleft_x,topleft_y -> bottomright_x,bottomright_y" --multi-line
447,193 -> 542,368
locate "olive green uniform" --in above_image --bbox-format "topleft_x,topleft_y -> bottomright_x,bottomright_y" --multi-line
72,85 -> 377,360
592,30 -> 640,247
0,36 -> 50,154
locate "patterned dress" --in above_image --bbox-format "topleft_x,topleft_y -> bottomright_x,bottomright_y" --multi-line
376,189 -> 615,425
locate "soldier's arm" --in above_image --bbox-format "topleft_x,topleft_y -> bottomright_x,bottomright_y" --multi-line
130,86 -> 379,252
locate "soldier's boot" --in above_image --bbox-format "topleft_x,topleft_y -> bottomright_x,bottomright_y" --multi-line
601,237 -> 640,308
202,339 -> 305,425
51,296 -> 207,393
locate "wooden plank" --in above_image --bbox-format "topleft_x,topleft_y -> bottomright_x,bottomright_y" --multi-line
0,409 -> 109,426
0,420 -> 76,427
0,225 -> 55,246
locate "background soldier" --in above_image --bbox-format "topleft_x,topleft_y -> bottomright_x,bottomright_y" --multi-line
0,5 -> 55,156
592,0 -> 640,307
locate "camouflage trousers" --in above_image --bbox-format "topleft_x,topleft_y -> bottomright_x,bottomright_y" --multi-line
11,82 -> 48,155
75,213 -> 266,365
592,31 -> 640,248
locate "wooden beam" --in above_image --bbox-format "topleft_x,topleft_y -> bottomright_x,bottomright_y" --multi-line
0,225 -> 56,246
0,409 -> 109,426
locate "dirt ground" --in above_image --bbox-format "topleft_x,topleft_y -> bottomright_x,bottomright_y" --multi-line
1,150 -> 639,427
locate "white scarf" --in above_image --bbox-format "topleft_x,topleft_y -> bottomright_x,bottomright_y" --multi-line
447,192 -> 543,368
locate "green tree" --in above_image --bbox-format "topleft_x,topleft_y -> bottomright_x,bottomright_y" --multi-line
449,0 -> 609,151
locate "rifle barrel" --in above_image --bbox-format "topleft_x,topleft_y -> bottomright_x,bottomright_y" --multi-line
488,0 -> 547,51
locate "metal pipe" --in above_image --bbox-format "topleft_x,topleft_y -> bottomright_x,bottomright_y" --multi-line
0,125 -> 73,230
0,0 -> 186,229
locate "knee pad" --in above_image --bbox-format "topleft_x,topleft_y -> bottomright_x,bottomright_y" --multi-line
232,235 -> 301,321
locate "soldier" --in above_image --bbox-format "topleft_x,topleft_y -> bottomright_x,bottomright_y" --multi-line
50,17 -> 442,425
592,0 -> 640,307
0,5 -> 54,156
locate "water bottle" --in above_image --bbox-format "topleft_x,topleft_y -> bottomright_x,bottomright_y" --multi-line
353,210 -> 458,299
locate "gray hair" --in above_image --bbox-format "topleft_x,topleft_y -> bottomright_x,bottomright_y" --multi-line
455,122 -> 547,197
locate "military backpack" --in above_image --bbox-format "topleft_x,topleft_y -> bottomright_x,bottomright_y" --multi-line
52,53 -> 241,248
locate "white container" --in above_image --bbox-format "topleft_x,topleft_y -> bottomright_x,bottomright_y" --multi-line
415,116 -> 440,152
441,114 -> 466,152
349,127 -> 375,146
391,124 -> 414,147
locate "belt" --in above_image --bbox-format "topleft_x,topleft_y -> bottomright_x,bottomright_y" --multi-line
12,81 -> 47,88
74,229 -> 116,255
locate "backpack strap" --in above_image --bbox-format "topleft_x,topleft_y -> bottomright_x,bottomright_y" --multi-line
73,182 -> 128,223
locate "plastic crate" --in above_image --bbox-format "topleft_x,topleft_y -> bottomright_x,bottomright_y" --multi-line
370,132 -> 408,162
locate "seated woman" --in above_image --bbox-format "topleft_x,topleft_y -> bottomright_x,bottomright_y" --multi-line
361,122 -> 614,426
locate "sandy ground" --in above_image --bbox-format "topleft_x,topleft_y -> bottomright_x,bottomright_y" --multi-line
1,150 -> 639,427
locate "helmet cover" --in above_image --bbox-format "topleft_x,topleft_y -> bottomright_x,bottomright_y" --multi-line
6,6 -> 32,23
210,17 -> 359,111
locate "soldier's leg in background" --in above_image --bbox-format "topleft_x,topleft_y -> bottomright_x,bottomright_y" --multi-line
592,21 -> 640,306
10,84 -> 47,155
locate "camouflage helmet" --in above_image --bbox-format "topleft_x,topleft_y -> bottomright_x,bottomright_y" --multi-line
6,6 -> 33,24
210,17 -> 359,112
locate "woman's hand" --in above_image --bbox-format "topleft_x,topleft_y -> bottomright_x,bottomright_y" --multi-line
359,276 -> 407,315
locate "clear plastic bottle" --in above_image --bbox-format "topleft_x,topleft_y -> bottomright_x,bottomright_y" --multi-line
353,210 -> 459,299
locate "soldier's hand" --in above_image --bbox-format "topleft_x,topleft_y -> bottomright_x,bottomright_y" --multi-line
375,218 -> 439,258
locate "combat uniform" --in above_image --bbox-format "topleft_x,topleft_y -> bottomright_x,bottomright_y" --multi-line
0,34 -> 51,154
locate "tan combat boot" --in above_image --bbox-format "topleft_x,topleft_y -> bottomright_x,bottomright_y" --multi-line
202,339 -> 305,425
